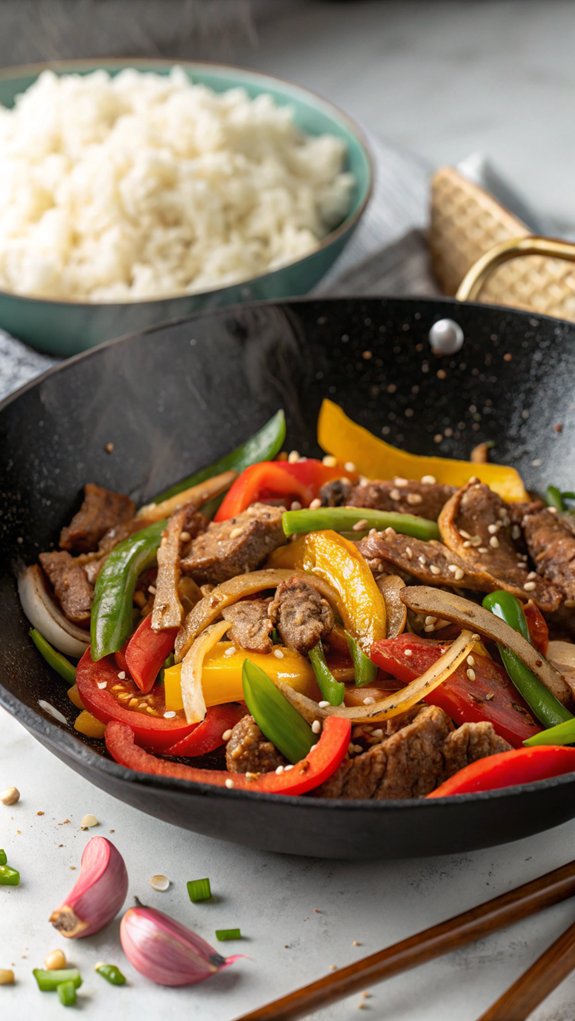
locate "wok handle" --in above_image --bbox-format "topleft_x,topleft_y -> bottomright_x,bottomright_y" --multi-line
456,235 -> 575,302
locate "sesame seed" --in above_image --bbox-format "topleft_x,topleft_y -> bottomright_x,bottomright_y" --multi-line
97,681 -> 107,689
163,711 -> 176,719
467,655 -> 475,666
394,477 -> 408,487
150,873 -> 170,892
284,764 -> 294,772
288,450 -> 300,463
523,581 -> 537,591
424,625 -> 435,632
466,668 -> 476,681
421,475 -> 437,484
363,697 -> 375,705
389,488 -> 401,501
385,526 -> 396,535
224,646 -> 237,657
353,518 -> 369,531
527,571 -> 537,580
309,498 -> 322,509
425,616 -> 437,625
418,555 -> 427,565
405,546 -> 413,559
344,461 -> 356,472
318,700 -> 330,708
322,455 -> 337,467
487,523 -> 499,534
485,692 -> 495,701
462,540 -> 472,548
148,584 -> 156,595
459,529 -> 471,539
371,729 -> 384,739
404,649 -> 413,657
454,568 -> 465,581
275,765 -> 285,775
489,536 -> 500,549
406,493 -> 423,505
429,565 -> 441,575
229,526 -> 244,539
312,720 -> 322,734
352,940 -> 363,946
290,501 -> 302,511
180,531 -> 191,542
117,671 -> 126,680
447,564 -> 458,574
273,648 -> 285,659
225,779 -> 235,789
477,547 -> 488,554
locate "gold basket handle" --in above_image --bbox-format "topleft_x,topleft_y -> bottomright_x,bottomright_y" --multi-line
456,235 -> 575,302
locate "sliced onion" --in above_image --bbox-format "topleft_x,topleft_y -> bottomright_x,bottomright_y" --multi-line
136,471 -> 236,525
18,565 -> 90,657
277,630 -> 476,723
175,568 -> 339,661
400,586 -> 570,704
377,575 -> 407,639
180,620 -> 231,724
547,641 -> 575,700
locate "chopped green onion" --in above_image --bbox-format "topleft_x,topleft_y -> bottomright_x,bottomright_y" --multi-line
346,632 -> 378,687
242,659 -> 314,763
545,485 -> 565,512
524,717 -> 575,747
0,865 -> 20,886
282,507 -> 439,540
187,878 -> 212,903
29,628 -> 76,685
95,963 -> 126,986
215,928 -> 242,941
33,968 -> 82,992
57,981 -> 77,1006
0,850 -> 6,866
308,642 -> 345,706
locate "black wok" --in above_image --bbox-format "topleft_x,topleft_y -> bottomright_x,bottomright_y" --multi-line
1,296 -> 574,859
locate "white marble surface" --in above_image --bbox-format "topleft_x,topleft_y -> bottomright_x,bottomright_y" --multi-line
1,707 -> 574,1020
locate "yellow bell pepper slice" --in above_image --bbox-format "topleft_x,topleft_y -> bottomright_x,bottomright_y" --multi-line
318,399 -> 528,502
163,643 -> 317,712
269,529 -> 386,654
74,709 -> 106,738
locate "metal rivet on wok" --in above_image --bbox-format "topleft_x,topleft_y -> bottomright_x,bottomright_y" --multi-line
428,319 -> 464,355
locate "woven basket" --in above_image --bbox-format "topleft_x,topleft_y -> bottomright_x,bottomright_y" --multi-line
430,166 -> 575,321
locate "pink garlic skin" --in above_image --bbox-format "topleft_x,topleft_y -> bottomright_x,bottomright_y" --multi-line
120,904 -> 238,987
50,837 -> 129,938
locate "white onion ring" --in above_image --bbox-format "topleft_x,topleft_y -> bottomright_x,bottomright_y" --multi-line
18,565 -> 89,657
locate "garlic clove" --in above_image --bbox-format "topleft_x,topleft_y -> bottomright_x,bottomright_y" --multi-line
120,902 -> 240,987
50,836 -> 128,939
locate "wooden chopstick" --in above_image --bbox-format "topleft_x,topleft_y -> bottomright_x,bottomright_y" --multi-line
476,918 -> 575,1021
234,860 -> 575,1021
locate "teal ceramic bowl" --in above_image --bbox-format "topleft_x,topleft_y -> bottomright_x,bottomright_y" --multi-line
0,59 -> 372,357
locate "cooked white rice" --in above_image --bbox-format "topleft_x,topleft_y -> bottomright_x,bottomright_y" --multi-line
0,67 -> 354,302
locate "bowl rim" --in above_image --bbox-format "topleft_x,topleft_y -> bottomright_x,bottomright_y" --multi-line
0,57 -> 374,309
2,294 -> 575,814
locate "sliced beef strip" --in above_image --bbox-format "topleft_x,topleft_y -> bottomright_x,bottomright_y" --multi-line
268,576 -> 334,654
438,481 -> 561,613
319,478 -> 354,507
317,705 -> 454,799
39,551 -> 93,625
153,507 -> 207,631
523,507 -> 575,604
317,706 -> 511,800
348,479 -> 456,520
358,529 -> 498,593
225,715 -> 286,774
180,503 -> 284,585
221,598 -> 273,653
59,483 -> 136,554
442,721 -> 510,776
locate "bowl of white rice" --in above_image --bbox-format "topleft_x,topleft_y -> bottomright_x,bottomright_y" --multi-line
0,60 -> 372,356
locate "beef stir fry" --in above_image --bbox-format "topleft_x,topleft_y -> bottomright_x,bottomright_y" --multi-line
20,401 -> 575,799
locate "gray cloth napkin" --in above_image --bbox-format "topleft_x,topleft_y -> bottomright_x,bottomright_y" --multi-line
0,136 -> 540,403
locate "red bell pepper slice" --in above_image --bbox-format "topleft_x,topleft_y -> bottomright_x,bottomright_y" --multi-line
124,615 -> 177,694
105,715 -> 351,795
164,704 -> 247,758
214,459 -> 358,521
428,745 -> 575,797
523,600 -> 549,655
76,649 -> 199,752
370,633 -> 540,747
